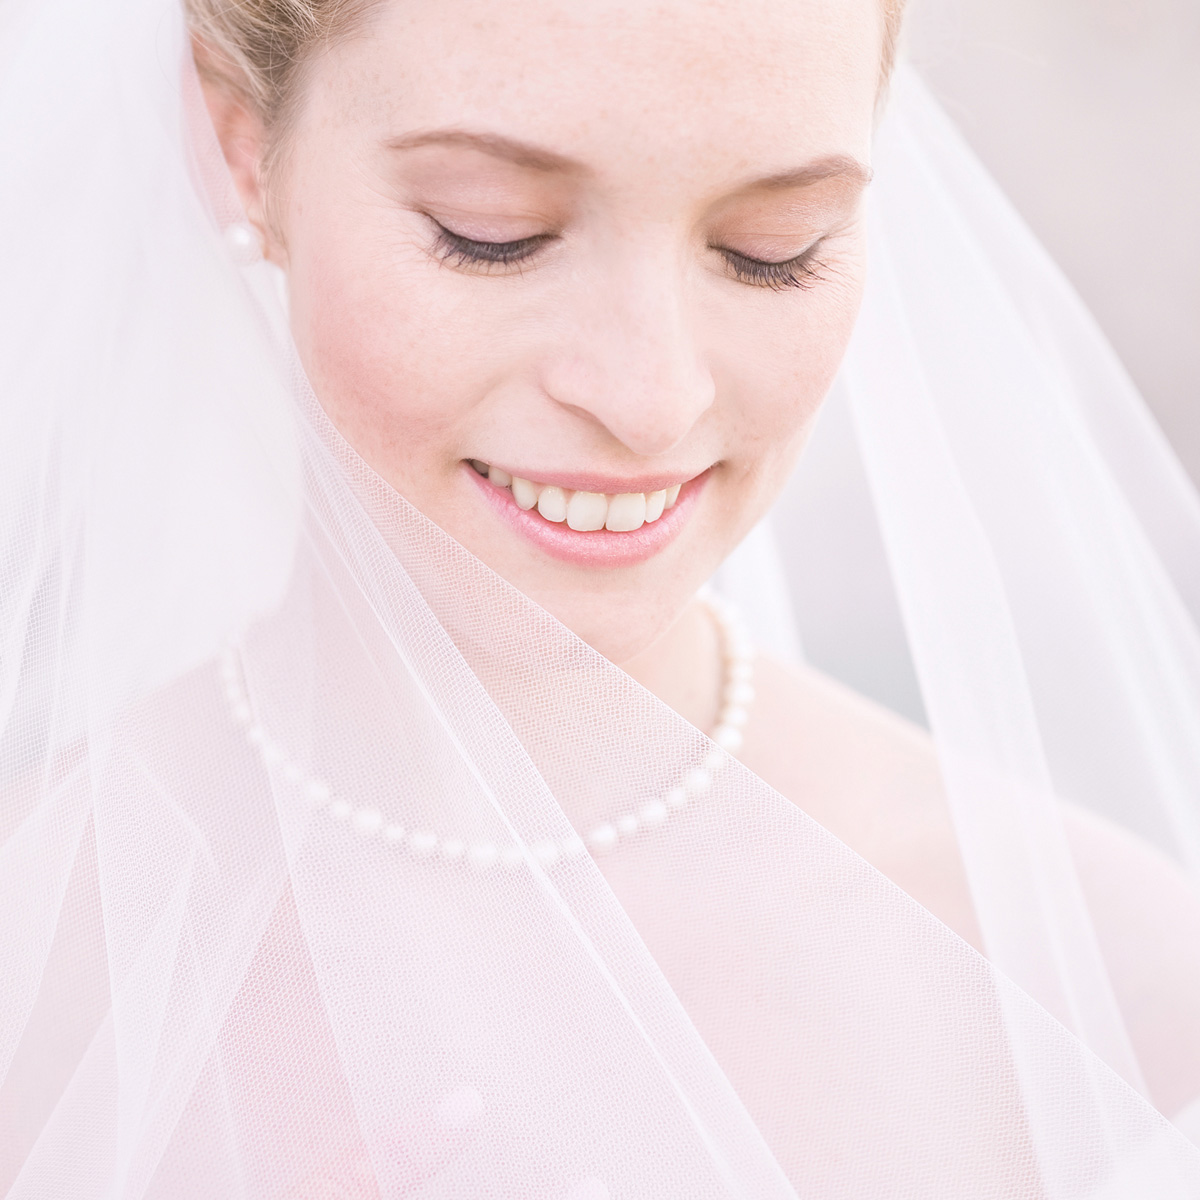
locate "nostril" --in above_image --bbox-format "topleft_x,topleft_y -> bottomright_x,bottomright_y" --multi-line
610,410 -> 709,458
540,338 -> 715,458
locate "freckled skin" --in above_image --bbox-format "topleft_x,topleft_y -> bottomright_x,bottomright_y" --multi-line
210,0 -> 879,664
200,0 -> 1200,1137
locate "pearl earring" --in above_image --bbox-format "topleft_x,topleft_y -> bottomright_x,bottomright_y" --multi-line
224,222 -> 261,263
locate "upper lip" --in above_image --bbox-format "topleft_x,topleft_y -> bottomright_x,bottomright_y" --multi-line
473,463 -> 711,494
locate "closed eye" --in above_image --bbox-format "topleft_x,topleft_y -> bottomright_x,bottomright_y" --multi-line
715,243 -> 827,291
429,217 -> 827,290
431,221 -> 556,270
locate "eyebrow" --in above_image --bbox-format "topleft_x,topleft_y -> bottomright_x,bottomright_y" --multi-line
386,129 -> 871,192
749,154 -> 873,192
386,129 -> 585,174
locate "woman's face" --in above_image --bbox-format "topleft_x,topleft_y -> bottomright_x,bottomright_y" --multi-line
271,0 -> 881,661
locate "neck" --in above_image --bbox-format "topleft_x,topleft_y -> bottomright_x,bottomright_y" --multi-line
619,596 -> 723,733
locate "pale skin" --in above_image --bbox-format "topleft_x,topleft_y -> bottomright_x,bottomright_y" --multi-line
203,0 -> 1200,1127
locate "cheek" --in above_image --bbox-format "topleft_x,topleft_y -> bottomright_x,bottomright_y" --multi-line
284,208 -> 495,484
714,252 -> 867,473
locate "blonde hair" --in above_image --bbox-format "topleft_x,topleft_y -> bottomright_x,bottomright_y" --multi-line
187,0 -> 907,131
881,0 -> 905,83
187,0 -> 370,127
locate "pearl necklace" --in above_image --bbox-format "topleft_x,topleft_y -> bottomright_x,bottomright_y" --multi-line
219,593 -> 755,870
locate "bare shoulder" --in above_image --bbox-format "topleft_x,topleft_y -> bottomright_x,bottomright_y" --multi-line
739,654 -> 982,947
742,654 -> 1200,1114
1063,804 -> 1200,1114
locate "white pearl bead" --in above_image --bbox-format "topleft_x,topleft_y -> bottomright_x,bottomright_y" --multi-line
500,845 -> 525,868
409,831 -> 438,856
231,701 -> 252,725
560,835 -> 587,858
384,823 -> 407,842
729,660 -> 754,683
713,724 -> 743,753
588,824 -> 618,852
329,800 -> 352,821
303,778 -> 331,805
224,222 -> 260,261
665,786 -> 688,810
702,749 -> 728,774
282,761 -> 304,785
684,767 -> 712,796
246,725 -> 266,745
353,808 -> 383,835
722,705 -> 749,729
532,840 -> 559,867
441,838 -> 465,861
616,814 -> 639,837
725,682 -> 756,708
468,842 -> 499,868
640,799 -> 668,826
260,741 -> 284,767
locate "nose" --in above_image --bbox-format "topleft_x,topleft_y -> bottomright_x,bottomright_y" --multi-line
538,250 -> 716,458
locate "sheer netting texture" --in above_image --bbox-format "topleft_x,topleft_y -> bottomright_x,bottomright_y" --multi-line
3,0 -> 1200,1196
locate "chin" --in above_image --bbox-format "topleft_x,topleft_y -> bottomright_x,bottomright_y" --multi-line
435,463 -> 727,665
520,574 -> 701,665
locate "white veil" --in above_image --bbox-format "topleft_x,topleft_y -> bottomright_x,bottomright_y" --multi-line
4,0 -> 1200,1195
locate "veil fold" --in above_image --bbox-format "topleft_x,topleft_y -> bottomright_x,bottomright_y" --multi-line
4,1 -> 1200,1195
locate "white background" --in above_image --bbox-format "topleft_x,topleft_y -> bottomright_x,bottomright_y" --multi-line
907,0 -> 1200,485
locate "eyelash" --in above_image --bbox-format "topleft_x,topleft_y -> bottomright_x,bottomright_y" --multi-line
716,245 -> 826,292
430,222 -> 826,291
433,225 -> 556,269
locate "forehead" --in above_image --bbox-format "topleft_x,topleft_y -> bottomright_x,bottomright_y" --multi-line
317,0 -> 882,183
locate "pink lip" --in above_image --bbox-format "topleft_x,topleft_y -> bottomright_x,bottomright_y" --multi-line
465,464 -> 707,567
487,467 -> 699,495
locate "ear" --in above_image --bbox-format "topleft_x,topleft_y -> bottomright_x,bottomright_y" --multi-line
193,45 -> 284,264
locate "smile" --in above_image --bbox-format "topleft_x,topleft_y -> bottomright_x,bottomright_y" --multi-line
469,460 -> 682,532
464,459 -> 705,568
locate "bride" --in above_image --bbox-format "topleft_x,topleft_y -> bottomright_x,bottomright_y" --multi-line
3,0 -> 1200,1194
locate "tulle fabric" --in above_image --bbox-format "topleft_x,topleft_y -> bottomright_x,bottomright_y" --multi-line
772,69 -> 1200,1110
3,0 -> 1200,1196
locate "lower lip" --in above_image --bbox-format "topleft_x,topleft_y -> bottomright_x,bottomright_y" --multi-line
466,465 -> 705,568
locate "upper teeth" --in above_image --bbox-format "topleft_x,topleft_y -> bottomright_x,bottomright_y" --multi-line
471,461 -> 682,532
